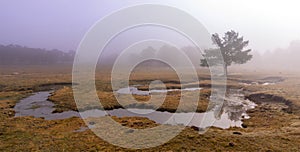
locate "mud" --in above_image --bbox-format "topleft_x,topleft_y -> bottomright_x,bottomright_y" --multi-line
246,93 -> 299,114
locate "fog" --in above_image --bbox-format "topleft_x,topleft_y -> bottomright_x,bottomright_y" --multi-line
2,40 -> 300,73
244,40 -> 300,72
1,0 -> 300,52
1,1 -> 300,73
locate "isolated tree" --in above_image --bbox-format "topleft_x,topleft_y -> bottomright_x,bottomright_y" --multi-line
200,30 -> 252,76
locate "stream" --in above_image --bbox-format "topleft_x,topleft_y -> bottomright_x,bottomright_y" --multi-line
14,87 -> 256,130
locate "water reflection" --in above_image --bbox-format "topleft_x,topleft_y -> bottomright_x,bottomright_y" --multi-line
116,86 -> 201,96
15,89 -> 255,129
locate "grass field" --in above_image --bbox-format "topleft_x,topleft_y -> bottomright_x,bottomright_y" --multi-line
0,65 -> 299,151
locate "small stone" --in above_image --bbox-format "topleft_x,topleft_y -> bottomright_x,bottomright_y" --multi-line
229,142 -> 235,147
125,129 -> 134,133
241,123 -> 248,128
89,122 -> 96,125
191,126 -> 200,131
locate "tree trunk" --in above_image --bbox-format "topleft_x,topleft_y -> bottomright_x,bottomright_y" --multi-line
224,64 -> 228,77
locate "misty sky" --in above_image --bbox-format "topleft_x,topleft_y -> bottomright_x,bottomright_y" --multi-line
0,0 -> 299,53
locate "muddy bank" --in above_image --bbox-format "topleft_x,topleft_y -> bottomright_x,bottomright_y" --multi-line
259,76 -> 285,83
246,93 -> 299,114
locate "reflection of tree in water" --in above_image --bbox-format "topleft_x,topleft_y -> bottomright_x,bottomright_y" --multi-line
221,90 -> 250,122
224,105 -> 245,122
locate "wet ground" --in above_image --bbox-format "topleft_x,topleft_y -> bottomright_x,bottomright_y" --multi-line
14,88 -> 256,130
14,91 -> 79,120
116,86 -> 202,96
238,76 -> 285,86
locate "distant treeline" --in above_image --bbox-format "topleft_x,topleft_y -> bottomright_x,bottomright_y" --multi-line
0,45 -> 74,65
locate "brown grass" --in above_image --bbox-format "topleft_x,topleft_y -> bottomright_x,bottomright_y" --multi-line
0,65 -> 299,151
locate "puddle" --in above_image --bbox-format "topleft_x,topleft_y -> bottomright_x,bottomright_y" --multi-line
15,90 -> 255,129
14,91 -> 80,120
116,86 -> 201,96
260,76 -> 284,83
262,82 -> 275,86
80,108 -> 250,129
239,77 -> 284,86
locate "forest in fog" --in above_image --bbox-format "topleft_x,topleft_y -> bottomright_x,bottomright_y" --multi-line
0,44 -> 74,65
1,41 -> 300,72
